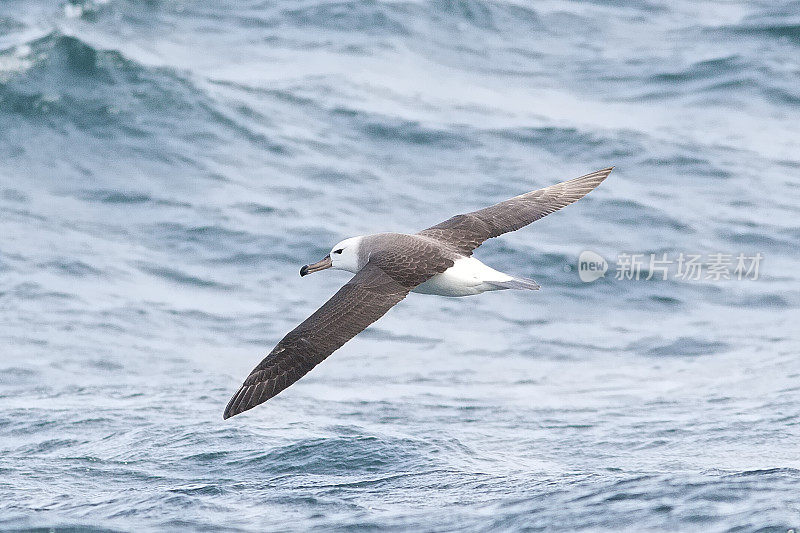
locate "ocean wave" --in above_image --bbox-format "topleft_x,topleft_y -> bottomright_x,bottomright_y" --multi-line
132,261 -> 233,290
280,0 -> 544,38
725,21 -> 800,44
636,336 -> 731,357
283,1 -> 411,35
225,434 -> 438,475
2,1 -> 799,531
0,31 -> 288,159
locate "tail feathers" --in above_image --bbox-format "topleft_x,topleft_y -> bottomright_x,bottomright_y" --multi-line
486,277 -> 540,291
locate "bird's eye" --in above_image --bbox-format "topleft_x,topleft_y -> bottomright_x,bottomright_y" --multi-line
333,249 -> 343,254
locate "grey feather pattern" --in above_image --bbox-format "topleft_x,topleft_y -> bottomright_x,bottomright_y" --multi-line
223,240 -> 455,419
223,262 -> 409,418
223,168 -> 611,418
418,167 -> 612,254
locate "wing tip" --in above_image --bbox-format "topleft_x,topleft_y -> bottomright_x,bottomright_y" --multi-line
586,166 -> 614,179
567,166 -> 614,190
222,401 -> 236,420
222,386 -> 247,420
222,402 -> 248,420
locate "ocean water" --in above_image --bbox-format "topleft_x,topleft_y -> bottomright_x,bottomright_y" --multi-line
1,0 -> 799,530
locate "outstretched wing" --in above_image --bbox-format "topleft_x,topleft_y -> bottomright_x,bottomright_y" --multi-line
418,167 -> 612,254
223,262 -> 410,419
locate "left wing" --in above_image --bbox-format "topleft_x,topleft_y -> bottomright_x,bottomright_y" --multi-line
223,262 -> 410,419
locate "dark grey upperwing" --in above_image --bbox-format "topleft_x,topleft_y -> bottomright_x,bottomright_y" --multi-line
224,263 -> 409,419
418,167 -> 612,255
223,245 -> 454,419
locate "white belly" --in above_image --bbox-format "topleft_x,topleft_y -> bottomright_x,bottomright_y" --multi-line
412,256 -> 515,297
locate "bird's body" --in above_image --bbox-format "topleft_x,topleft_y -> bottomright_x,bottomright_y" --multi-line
329,232 -> 537,297
223,167 -> 613,419
412,255 -> 523,297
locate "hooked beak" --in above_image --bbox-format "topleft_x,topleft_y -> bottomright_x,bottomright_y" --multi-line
300,254 -> 332,277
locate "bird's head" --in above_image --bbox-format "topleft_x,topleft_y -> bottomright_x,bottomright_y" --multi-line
300,236 -> 364,277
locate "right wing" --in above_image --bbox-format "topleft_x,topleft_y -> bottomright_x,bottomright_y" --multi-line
418,167 -> 612,254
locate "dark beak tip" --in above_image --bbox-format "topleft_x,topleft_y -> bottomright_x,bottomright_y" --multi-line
300,265 -> 309,277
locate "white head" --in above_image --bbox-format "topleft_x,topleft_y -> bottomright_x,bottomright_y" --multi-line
300,236 -> 364,277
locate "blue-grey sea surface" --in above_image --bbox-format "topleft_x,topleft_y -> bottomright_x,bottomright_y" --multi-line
1,1 -> 799,531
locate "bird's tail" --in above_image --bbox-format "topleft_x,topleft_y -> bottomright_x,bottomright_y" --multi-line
486,277 -> 540,290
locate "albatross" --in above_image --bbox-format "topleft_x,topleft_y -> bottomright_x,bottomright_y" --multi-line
224,167 -> 612,419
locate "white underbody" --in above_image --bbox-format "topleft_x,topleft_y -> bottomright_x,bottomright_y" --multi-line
412,256 -> 517,297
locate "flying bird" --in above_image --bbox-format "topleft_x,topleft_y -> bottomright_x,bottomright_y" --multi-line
224,167 -> 612,418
